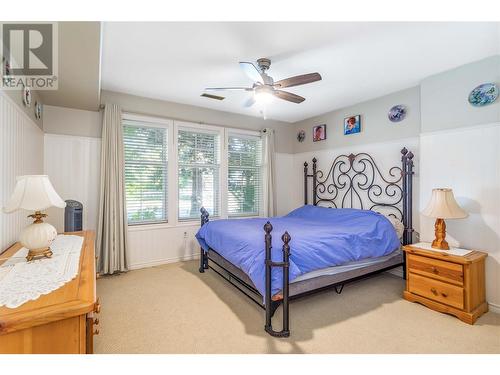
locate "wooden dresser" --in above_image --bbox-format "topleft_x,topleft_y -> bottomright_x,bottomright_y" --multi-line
402,243 -> 488,324
0,231 -> 100,354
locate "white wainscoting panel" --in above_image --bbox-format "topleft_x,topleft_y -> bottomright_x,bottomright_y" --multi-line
0,92 -> 44,251
127,224 -> 201,269
43,134 -> 101,232
420,123 -> 500,308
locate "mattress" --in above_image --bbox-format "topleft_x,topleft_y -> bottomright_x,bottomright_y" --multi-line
291,249 -> 402,283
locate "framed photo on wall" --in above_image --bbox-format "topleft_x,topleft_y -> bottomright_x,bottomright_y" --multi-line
313,124 -> 326,142
344,115 -> 361,135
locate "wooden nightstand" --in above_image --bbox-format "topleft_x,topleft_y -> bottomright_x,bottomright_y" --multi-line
402,243 -> 488,324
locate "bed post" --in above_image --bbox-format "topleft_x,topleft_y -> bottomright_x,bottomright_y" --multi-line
400,148 -> 415,279
264,221 -> 273,332
199,207 -> 210,273
401,148 -> 409,245
264,222 -> 291,338
280,231 -> 291,335
405,151 -> 414,244
304,162 -> 309,205
312,157 -> 318,206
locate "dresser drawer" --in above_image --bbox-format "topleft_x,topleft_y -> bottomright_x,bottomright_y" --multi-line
408,254 -> 464,285
408,273 -> 464,309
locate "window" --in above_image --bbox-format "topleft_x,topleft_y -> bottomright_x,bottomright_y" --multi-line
178,128 -> 220,220
123,119 -> 168,224
227,134 -> 263,217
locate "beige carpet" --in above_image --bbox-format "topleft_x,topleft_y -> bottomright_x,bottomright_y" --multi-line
94,260 -> 500,354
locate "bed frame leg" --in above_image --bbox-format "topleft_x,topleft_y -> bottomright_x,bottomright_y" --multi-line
264,222 -> 291,338
199,207 -> 210,273
199,248 -> 208,273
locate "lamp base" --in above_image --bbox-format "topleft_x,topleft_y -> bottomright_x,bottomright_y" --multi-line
431,218 -> 450,250
20,212 -> 58,262
26,247 -> 53,262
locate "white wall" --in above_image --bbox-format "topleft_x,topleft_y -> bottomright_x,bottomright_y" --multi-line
293,86 -> 421,153
0,91 -> 44,251
43,134 -> 101,233
275,153 -> 295,216
44,105 -> 102,138
419,123 -> 500,310
421,56 -> 500,133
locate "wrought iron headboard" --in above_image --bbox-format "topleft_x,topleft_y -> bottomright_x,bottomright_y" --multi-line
304,148 -> 414,245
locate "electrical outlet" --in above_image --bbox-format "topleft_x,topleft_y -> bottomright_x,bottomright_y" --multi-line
183,231 -> 187,238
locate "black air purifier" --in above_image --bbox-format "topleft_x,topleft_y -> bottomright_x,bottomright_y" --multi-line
64,200 -> 83,232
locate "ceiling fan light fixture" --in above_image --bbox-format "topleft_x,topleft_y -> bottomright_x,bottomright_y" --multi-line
255,90 -> 273,105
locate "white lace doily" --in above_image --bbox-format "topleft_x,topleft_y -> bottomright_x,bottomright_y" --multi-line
0,235 -> 84,309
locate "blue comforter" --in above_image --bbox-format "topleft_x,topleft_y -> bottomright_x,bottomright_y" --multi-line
196,205 -> 400,297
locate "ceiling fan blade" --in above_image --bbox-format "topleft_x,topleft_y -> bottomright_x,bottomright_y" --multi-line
274,90 -> 305,104
243,95 -> 256,107
239,62 -> 264,84
205,87 -> 253,91
274,73 -> 322,89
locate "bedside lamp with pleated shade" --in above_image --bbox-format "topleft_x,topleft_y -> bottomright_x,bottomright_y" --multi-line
422,188 -> 468,250
3,175 -> 66,261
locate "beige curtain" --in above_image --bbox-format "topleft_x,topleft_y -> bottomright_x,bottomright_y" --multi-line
96,103 -> 128,274
261,128 -> 277,217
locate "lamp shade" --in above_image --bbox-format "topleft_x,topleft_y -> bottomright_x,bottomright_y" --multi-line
421,188 -> 468,219
3,175 -> 66,213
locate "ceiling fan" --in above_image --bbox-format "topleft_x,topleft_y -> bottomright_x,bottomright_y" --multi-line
205,58 -> 322,107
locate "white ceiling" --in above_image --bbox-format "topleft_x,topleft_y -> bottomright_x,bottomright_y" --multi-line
101,22 -> 499,123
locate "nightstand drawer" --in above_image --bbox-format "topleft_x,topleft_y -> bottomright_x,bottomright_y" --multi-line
408,254 -> 463,285
408,273 -> 464,309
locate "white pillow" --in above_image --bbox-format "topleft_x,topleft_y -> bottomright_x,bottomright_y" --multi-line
384,214 -> 404,239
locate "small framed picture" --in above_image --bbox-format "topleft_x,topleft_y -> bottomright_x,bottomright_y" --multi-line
22,86 -> 32,107
344,115 -> 361,135
313,124 -> 326,142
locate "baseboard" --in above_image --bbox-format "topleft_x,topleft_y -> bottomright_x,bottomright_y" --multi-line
489,302 -> 500,314
128,253 -> 199,270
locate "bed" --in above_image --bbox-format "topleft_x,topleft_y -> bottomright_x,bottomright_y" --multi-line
196,148 -> 415,337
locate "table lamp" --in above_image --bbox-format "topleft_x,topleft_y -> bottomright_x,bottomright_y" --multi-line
3,175 -> 66,261
421,188 -> 468,250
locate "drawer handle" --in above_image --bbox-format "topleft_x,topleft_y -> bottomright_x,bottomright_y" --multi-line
431,266 -> 439,274
430,288 -> 438,295
94,298 -> 101,314
441,292 -> 448,298
94,329 -> 100,335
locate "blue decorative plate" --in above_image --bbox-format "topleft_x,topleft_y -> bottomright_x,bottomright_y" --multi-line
388,105 -> 407,122
468,83 -> 499,107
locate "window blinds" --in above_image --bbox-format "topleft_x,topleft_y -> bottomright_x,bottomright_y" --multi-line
227,134 -> 263,217
178,128 -> 220,220
123,121 -> 168,224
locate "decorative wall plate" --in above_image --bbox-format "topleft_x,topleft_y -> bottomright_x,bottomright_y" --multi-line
297,129 -> 306,142
388,105 -> 407,122
22,86 -> 32,107
34,101 -> 43,120
468,83 -> 499,107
